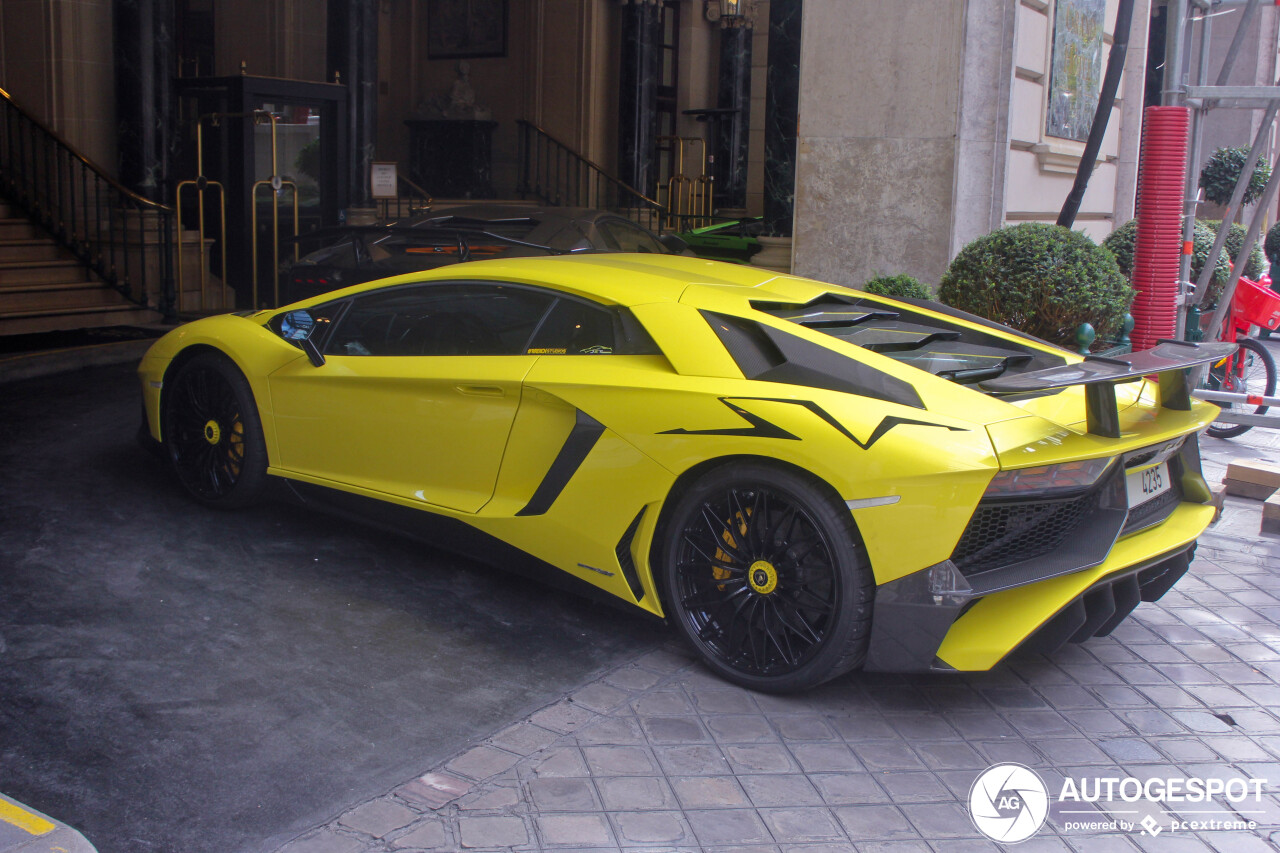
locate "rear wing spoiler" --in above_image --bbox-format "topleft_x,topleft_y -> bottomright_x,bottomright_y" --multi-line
980,340 -> 1238,438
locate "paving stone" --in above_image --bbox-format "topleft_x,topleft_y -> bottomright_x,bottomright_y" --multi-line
603,665 -> 665,692
900,801 -> 980,838
772,715 -> 837,741
944,713 -> 1018,740
703,713 -> 777,743
688,688 -> 760,715
1096,737 -> 1165,763
391,820 -> 449,850
912,741 -> 987,771
446,745 -> 522,781
738,773 -> 823,807
853,741 -> 927,771
1120,709 -> 1185,736
595,775 -> 678,811
874,770 -> 951,803
530,746 -> 590,777
529,700 -> 598,734
1006,710 -> 1078,738
685,808 -> 774,846
1035,737 -> 1111,764
536,813 -> 614,847
632,647 -> 694,674
570,681 -> 632,713
976,739 -> 1047,767
832,804 -> 919,841
809,772 -> 890,805
489,721 -> 561,756
456,785 -> 521,811
575,714 -> 646,745
398,771 -> 473,810
980,687 -> 1049,709
457,815 -> 527,848
639,714 -> 711,744
724,743 -> 801,774
1061,710 -> 1132,735
581,745 -> 659,776
1156,738 -> 1223,762
527,777 -> 600,812
631,690 -> 695,716
338,799 -> 418,838
788,742 -> 862,773
653,744 -> 730,776
669,775 -> 751,808
827,711 -> 900,740
758,807 -> 844,842
611,810 -> 689,844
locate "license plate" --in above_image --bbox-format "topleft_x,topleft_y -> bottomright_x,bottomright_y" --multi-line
1126,462 -> 1171,508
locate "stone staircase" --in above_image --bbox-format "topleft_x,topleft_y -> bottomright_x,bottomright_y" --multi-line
0,199 -> 161,337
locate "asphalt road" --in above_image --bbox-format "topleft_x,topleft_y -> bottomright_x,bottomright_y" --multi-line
0,362 -> 666,853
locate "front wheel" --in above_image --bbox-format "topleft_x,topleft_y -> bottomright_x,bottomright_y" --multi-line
161,351 -> 268,508
658,463 -> 873,693
1205,338 -> 1276,439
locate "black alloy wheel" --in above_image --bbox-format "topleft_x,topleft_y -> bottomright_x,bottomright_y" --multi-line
162,351 -> 268,508
660,463 -> 873,693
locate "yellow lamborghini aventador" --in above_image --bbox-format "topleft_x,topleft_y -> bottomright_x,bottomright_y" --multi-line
137,254 -> 1234,692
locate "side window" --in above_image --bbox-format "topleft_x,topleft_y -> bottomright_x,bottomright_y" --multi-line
325,284 -> 554,356
527,298 -> 618,355
598,220 -> 665,254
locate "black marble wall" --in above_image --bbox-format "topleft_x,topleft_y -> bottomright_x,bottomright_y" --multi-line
328,0 -> 379,206
763,0 -> 802,236
617,2 -> 663,198
113,0 -> 175,203
715,26 -> 752,211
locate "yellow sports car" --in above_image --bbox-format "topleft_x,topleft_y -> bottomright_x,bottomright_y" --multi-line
137,254 -> 1233,692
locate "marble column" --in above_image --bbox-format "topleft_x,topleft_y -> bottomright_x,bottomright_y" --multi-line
328,0 -> 379,206
716,25 -> 752,211
617,1 -> 663,198
762,0 -> 802,236
113,0 -> 175,203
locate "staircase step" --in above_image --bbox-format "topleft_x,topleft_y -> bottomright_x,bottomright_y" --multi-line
0,219 -> 38,240
0,238 -> 68,263
0,260 -> 92,286
0,305 -> 161,337
0,281 -> 132,313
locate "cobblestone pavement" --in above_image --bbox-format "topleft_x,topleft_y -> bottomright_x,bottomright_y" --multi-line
275,402 -> 1280,853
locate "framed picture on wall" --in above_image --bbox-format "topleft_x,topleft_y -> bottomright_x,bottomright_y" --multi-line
426,0 -> 508,60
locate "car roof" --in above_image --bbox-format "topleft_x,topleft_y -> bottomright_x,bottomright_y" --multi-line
312,253 -> 851,310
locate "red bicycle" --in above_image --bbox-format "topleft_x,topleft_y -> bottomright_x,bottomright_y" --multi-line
1201,276 -> 1279,438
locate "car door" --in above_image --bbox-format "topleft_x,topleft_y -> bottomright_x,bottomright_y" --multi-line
267,282 -> 555,513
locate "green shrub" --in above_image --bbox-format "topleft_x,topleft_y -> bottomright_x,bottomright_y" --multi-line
1104,218 -> 1232,305
1266,221 -> 1280,265
1200,146 -> 1271,206
1202,220 -> 1265,279
862,274 -> 931,300
938,223 -> 1134,346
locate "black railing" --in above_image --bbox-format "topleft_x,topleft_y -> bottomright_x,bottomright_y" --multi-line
0,86 -> 176,318
516,119 -> 668,233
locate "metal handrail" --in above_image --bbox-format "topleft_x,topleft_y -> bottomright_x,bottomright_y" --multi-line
0,86 -> 176,317
516,119 -> 669,233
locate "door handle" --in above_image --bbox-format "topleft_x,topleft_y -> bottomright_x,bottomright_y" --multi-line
455,384 -> 505,397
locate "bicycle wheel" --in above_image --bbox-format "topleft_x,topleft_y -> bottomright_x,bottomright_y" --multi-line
1206,338 -> 1277,439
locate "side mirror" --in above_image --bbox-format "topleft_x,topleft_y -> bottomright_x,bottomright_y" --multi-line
281,309 -> 325,367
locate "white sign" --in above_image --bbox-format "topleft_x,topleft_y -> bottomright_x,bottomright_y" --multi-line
370,162 -> 398,199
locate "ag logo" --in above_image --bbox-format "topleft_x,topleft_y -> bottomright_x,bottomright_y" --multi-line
968,763 -> 1050,843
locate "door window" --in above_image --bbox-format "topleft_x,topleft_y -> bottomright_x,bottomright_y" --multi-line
324,284 -> 555,357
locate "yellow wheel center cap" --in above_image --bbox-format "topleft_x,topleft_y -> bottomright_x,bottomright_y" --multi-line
203,420 -> 222,445
748,560 -> 778,594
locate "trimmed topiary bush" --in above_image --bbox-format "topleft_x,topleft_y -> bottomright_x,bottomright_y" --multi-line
1202,220 -> 1265,279
938,223 -> 1134,346
1104,218 -> 1233,306
1266,221 -> 1280,266
1200,146 -> 1271,207
862,274 -> 931,300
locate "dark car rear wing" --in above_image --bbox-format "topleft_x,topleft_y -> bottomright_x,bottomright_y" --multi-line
980,340 -> 1238,437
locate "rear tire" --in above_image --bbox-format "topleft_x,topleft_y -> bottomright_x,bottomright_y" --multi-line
1206,338 -> 1276,439
658,463 -> 873,693
161,351 -> 268,508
